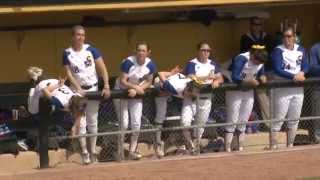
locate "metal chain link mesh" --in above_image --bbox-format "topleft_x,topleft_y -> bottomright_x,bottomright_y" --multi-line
47,84 -> 320,165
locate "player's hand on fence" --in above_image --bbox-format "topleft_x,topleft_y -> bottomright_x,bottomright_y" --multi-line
259,75 -> 267,84
76,88 -> 86,96
170,65 -> 182,74
135,86 -> 145,95
243,79 -> 260,86
293,72 -> 305,82
208,72 -> 217,80
101,87 -> 111,98
211,80 -> 220,89
128,88 -> 137,97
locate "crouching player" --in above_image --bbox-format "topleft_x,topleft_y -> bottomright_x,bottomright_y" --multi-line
155,66 -> 203,154
41,77 -> 91,164
27,71 -> 91,165
225,45 -> 268,152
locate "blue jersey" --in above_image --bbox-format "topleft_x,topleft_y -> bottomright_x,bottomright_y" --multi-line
184,58 -> 221,84
63,44 -> 102,86
271,44 -> 309,79
309,43 -> 320,76
115,56 -> 156,90
229,52 -> 264,84
162,73 -> 191,98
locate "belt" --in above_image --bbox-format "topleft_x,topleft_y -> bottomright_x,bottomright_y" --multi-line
81,83 -> 98,90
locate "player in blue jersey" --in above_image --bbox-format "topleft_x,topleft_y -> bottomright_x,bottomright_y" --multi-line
63,25 -> 111,163
309,42 -> 320,144
113,41 -> 156,160
182,42 -> 224,153
271,26 -> 309,149
225,45 -> 268,152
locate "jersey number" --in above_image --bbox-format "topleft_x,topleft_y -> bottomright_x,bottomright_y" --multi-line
72,66 -> 80,73
58,87 -> 70,94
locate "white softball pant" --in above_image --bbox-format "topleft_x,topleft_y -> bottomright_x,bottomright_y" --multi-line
79,85 -> 100,154
181,93 -> 212,138
272,87 -> 304,132
113,98 -> 143,131
154,96 -> 168,124
225,90 -> 254,133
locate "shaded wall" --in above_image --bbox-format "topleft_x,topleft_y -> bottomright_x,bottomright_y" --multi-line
0,4 -> 319,82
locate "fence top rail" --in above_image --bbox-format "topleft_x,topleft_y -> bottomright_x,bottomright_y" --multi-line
86,77 -> 320,99
2,77 -> 320,99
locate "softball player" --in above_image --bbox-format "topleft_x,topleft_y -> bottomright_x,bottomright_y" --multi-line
41,78 -> 90,164
63,25 -> 111,163
182,42 -> 224,153
153,66 -> 182,158
113,42 -> 156,160
308,42 -> 320,143
27,68 -> 91,164
154,67 -> 202,157
271,27 -> 309,149
225,45 -> 268,152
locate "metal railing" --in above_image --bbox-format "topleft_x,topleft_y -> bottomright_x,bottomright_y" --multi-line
30,77 -> 320,168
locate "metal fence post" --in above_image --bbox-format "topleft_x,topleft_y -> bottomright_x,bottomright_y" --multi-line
38,97 -> 50,169
269,87 -> 274,150
195,95 -> 201,155
118,98 -> 125,161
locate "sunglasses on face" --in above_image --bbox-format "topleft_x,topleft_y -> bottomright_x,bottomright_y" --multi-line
200,49 -> 211,52
283,34 -> 294,38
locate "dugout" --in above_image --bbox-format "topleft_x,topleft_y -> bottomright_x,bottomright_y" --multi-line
0,0 -> 319,82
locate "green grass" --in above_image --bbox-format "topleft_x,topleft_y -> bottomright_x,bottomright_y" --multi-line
300,177 -> 320,180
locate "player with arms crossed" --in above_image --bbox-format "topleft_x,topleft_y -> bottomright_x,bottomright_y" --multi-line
182,42 -> 224,153
113,41 -> 156,160
63,25 -> 111,163
271,26 -> 309,149
225,45 -> 268,152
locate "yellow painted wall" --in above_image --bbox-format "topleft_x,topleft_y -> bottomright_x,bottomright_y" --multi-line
0,4 -> 319,83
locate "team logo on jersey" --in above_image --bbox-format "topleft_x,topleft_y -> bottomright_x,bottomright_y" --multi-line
72,66 -> 80,73
85,56 -> 93,67
296,55 -> 302,66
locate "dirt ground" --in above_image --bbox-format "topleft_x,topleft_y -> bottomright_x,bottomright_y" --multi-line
2,146 -> 320,180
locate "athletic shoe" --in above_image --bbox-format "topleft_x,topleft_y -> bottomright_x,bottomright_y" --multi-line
128,151 -> 142,160
226,147 -> 231,152
271,144 -> 278,150
175,145 -> 188,155
90,153 -> 98,163
17,139 -> 28,151
82,153 -> 91,165
238,146 -> 244,151
155,141 -> 165,158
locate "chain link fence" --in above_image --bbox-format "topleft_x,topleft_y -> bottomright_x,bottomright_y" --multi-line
46,79 -> 320,166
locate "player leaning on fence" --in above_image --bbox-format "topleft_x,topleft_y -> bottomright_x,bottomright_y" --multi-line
308,41 -> 320,144
153,66 -> 203,157
182,42 -> 224,154
62,25 -> 111,164
225,45 -> 268,152
270,26 -> 309,149
27,68 -> 90,163
113,41 -> 156,160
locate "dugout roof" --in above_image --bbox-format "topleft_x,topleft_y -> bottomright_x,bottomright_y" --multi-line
0,0 -> 318,14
